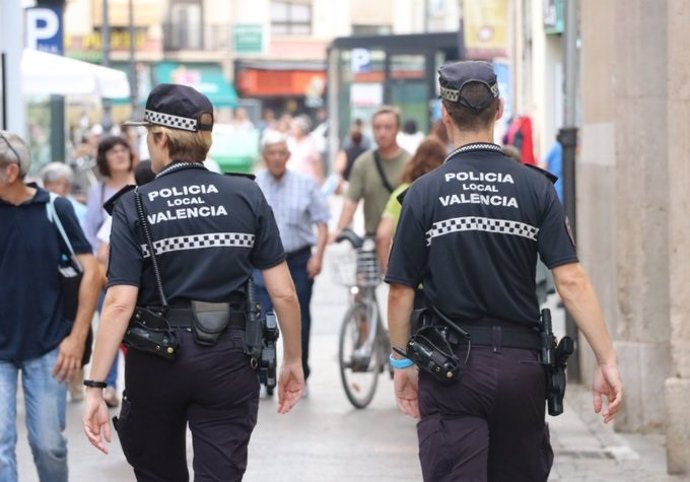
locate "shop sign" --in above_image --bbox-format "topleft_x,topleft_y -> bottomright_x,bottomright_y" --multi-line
233,24 -> 263,54
544,0 -> 564,34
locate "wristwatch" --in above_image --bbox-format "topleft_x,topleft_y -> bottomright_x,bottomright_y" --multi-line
83,379 -> 107,388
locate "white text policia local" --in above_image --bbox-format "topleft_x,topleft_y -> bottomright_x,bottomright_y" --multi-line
146,184 -> 229,224
440,171 -> 519,208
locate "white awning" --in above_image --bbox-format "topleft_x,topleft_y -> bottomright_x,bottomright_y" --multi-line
21,48 -> 131,99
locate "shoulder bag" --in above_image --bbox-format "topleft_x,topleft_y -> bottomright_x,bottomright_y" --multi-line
46,194 -> 93,366
46,193 -> 83,322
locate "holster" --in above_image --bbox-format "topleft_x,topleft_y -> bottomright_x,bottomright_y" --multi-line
123,307 -> 179,361
190,301 -> 231,346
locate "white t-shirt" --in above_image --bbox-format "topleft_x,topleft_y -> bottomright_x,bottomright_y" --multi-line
97,216 -> 112,245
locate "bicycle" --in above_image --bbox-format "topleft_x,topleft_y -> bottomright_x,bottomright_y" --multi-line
333,229 -> 391,409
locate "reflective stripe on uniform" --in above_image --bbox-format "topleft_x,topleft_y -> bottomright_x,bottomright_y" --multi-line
425,216 -> 539,246
141,232 -> 255,257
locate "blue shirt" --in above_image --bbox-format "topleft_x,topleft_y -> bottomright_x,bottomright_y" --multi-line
544,142 -> 563,202
255,170 -> 330,253
0,186 -> 91,361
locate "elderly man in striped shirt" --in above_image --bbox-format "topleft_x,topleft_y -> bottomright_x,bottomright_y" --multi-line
253,131 -> 330,396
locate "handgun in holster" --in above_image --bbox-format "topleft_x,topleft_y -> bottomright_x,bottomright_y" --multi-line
539,308 -> 575,416
244,278 -> 279,390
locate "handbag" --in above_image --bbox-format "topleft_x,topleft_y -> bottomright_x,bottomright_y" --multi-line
121,188 -> 179,361
46,193 -> 83,322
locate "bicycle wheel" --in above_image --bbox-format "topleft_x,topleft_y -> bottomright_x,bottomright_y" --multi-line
338,303 -> 381,409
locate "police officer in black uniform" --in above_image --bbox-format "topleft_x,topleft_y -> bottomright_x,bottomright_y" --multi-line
385,61 -> 623,481
82,84 -> 304,481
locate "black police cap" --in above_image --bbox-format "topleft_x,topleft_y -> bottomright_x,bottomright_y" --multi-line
124,83 -> 214,132
438,61 -> 499,111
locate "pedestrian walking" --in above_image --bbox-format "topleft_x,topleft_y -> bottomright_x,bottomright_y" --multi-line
85,135 -> 136,408
0,131 -> 100,482
82,83 -> 304,482
385,61 -> 623,481
334,106 -> 409,239
253,132 -> 329,395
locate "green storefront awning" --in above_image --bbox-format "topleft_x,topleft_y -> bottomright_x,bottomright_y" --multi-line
153,62 -> 238,107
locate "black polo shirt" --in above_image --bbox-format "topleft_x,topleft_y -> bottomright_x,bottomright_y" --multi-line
385,143 -> 577,327
0,186 -> 91,361
107,162 -> 285,305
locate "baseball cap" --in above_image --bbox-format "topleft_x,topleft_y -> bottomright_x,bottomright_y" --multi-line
124,83 -> 214,132
438,61 -> 499,111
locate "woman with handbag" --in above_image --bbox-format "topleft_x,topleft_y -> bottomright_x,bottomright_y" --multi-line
82,84 -> 304,482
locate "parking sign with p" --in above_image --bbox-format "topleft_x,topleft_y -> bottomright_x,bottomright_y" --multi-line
25,7 -> 63,55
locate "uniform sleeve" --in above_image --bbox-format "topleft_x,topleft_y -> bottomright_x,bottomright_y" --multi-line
250,188 -> 286,270
106,196 -> 143,287
307,180 -> 330,225
384,188 -> 429,288
345,153 -> 367,203
537,183 -> 578,268
54,196 -> 92,255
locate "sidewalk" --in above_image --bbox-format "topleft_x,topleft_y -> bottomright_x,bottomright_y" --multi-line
549,385 -> 685,481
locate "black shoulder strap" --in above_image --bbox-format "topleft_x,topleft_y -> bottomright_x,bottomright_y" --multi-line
134,188 -> 168,307
525,164 -> 559,184
372,150 -> 395,194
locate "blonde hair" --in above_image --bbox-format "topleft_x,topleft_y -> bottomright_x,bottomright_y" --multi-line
150,112 -> 213,161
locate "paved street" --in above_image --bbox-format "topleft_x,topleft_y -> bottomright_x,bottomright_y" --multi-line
12,200 -> 686,481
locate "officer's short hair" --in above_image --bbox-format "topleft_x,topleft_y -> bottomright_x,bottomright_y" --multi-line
0,131 -> 31,180
41,162 -> 73,185
372,105 -> 401,128
439,61 -> 500,131
124,83 -> 214,162
149,118 -> 213,162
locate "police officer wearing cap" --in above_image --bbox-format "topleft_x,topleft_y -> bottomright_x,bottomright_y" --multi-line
82,83 -> 304,481
385,61 -> 624,481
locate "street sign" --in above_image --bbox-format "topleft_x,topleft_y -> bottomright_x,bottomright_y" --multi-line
25,7 -> 63,54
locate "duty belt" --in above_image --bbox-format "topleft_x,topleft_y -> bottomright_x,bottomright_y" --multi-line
158,304 -> 246,330
441,319 -> 542,351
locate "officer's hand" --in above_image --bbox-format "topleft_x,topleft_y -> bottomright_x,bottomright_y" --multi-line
394,367 -> 420,419
83,389 -> 112,454
52,334 -> 85,382
277,360 -> 304,414
592,363 -> 623,424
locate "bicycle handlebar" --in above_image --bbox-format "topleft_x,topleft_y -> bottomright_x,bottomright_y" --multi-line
335,228 -> 364,249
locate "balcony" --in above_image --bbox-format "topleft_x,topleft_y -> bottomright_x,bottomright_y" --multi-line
162,23 -> 231,52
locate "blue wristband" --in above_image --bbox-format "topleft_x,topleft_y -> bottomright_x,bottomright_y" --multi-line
389,353 -> 414,369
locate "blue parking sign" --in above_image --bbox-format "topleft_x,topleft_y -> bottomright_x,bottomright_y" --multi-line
25,7 -> 63,55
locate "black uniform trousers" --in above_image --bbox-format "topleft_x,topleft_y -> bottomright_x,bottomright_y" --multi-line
114,328 -> 259,482
417,335 -> 553,482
